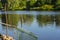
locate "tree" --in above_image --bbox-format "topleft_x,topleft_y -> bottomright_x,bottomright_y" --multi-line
1,0 -> 8,10
30,0 -> 37,7
45,0 -> 52,4
8,0 -> 20,10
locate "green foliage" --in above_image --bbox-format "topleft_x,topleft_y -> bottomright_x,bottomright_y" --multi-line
0,2 -> 2,9
8,0 -> 20,10
40,5 -> 54,10
0,0 -> 60,10
30,0 -> 36,7
56,0 -> 60,5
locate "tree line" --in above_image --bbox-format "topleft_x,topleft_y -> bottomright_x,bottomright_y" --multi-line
0,0 -> 60,10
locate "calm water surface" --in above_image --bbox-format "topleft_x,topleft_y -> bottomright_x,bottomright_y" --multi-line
0,11 -> 60,40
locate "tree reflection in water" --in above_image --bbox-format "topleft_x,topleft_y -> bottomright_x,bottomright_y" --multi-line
19,14 -> 34,26
37,15 -> 54,26
55,14 -> 60,28
1,13 -> 37,40
36,14 -> 60,27
1,11 -> 60,40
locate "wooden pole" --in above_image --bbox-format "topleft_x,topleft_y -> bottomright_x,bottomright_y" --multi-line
5,13 -> 8,37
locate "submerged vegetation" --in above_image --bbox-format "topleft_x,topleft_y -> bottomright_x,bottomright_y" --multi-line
0,0 -> 60,11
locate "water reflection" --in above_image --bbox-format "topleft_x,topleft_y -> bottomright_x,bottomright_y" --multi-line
55,15 -> 60,28
1,14 -> 34,26
0,12 -> 60,27
37,15 -> 54,26
2,14 -> 19,26
0,11 -> 60,40
0,12 -> 37,40
1,13 -> 60,27
19,14 -> 34,26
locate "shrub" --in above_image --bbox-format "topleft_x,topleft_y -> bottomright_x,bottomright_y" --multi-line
40,4 -> 54,10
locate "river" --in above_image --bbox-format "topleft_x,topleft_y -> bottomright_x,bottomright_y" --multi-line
0,11 -> 60,40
